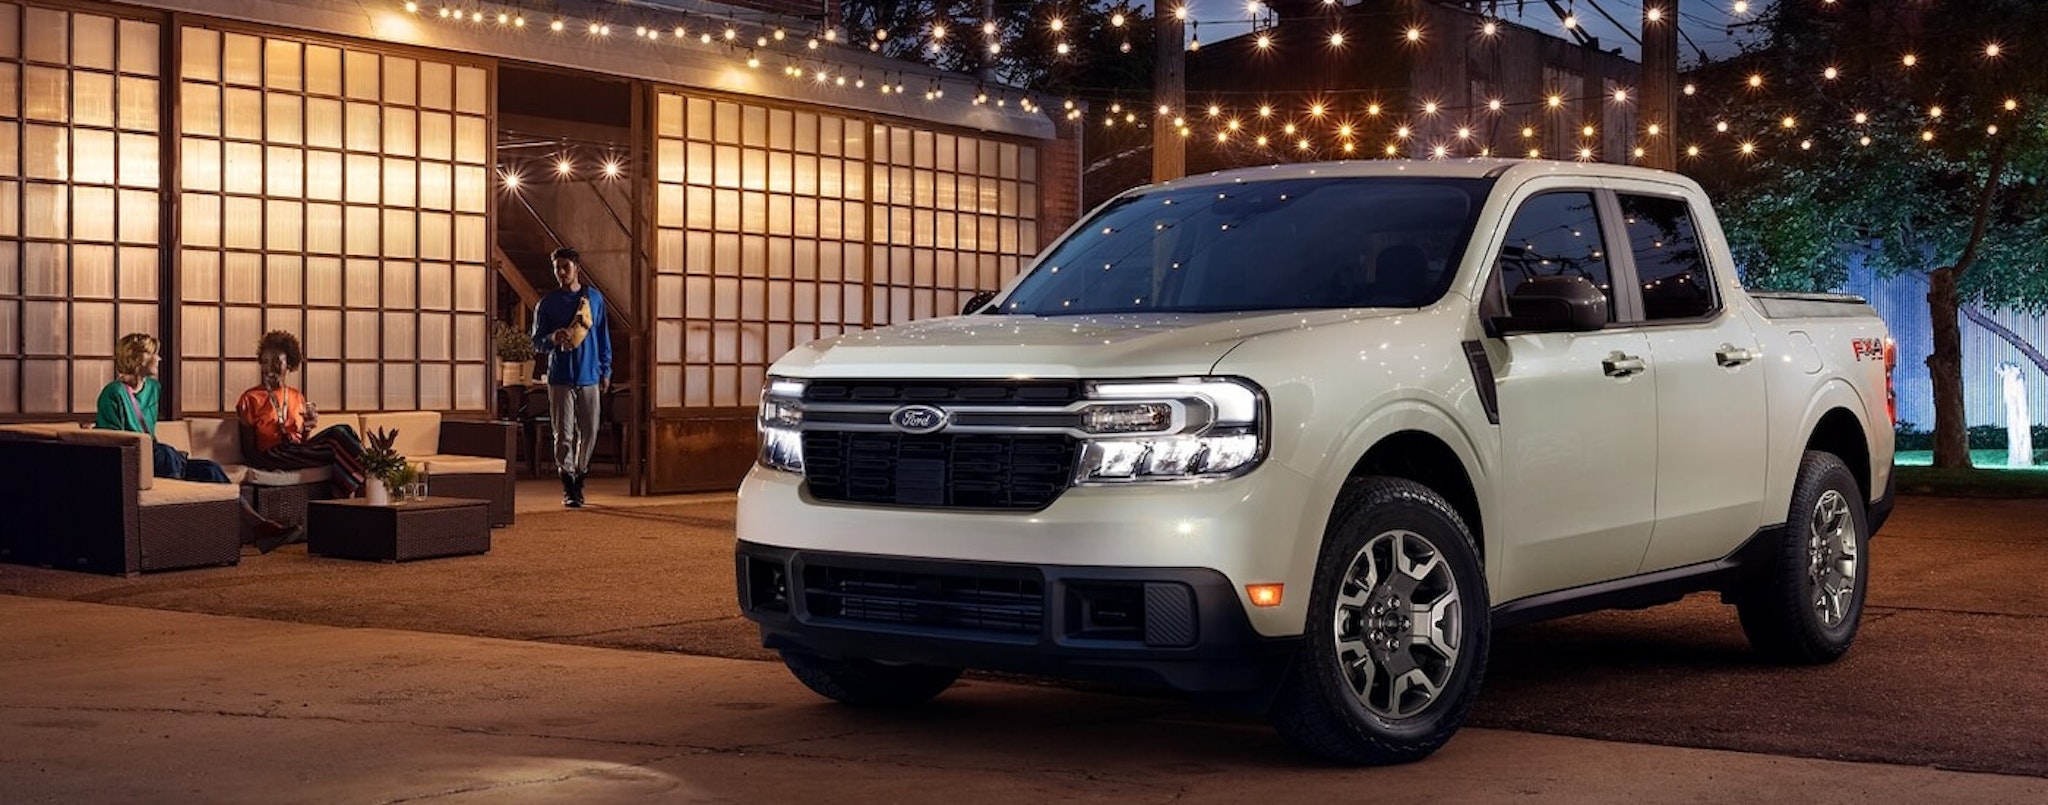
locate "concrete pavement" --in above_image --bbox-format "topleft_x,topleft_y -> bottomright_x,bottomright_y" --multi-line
4,594 -> 2043,804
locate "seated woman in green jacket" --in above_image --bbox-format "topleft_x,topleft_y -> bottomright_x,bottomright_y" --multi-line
96,333 -> 299,551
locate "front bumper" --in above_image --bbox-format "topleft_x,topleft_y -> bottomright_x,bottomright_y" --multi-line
736,540 -> 1299,697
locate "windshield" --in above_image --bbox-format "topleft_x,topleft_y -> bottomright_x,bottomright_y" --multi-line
996,177 -> 1492,316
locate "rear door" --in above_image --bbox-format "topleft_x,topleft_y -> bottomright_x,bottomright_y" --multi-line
1605,182 -> 1770,571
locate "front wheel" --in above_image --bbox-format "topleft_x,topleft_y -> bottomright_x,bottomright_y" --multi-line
780,652 -> 960,708
1269,477 -> 1490,765
1736,450 -> 1870,664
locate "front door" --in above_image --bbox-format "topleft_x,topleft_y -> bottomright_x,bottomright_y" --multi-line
1484,190 -> 1660,603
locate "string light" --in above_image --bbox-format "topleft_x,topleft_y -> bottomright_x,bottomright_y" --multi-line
1781,116 -> 1797,129
1929,105 -> 1944,119
1646,123 -> 1662,136
1984,42 -> 2003,58
1902,53 -> 1918,67
1686,145 -> 1701,157
1646,8 -> 1663,23
1404,27 -> 1423,43
1854,112 -> 1869,124
1482,20 -> 1499,37
1256,33 -> 1272,49
1747,74 -> 1764,88
2007,99 -> 2021,111
1824,66 -> 1839,80
1613,88 -> 1628,102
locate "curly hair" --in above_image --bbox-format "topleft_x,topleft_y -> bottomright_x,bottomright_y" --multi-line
257,330 -> 304,372
114,333 -> 158,376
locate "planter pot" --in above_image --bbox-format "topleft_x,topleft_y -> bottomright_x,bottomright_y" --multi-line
500,360 -> 532,387
365,478 -> 390,506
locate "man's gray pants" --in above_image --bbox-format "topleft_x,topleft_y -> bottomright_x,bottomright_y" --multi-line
548,383 -> 601,475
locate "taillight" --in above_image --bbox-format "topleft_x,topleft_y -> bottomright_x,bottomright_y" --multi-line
1883,339 -> 1898,426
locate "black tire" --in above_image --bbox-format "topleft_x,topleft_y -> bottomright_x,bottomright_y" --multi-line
1736,450 -> 1870,665
780,651 -> 961,708
1269,477 -> 1490,765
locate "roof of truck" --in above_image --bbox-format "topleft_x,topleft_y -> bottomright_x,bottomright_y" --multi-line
1141,158 -> 1706,194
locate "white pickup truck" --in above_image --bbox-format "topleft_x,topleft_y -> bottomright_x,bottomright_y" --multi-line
735,160 -> 1897,764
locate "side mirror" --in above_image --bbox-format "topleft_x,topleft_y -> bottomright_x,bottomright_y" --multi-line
1491,276 -> 1607,334
960,290 -> 998,315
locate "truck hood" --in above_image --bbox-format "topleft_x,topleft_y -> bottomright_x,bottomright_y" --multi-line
774,309 -> 1408,379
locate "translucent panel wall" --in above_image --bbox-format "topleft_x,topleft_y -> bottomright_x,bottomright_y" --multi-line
652,91 -> 1040,410
0,3 -> 158,413
176,25 -> 489,413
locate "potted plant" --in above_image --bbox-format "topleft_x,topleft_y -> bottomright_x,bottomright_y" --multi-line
493,319 -> 538,387
361,427 -> 409,506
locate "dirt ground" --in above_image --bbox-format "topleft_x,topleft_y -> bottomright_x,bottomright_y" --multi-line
3,493 -> 2043,777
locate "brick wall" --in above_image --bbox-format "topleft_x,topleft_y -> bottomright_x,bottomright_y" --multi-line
1036,118 -> 1086,249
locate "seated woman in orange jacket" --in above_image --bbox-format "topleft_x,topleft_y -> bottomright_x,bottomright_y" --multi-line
234,330 -> 367,499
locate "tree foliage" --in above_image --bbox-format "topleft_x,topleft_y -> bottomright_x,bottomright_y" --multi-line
1685,0 -> 2048,305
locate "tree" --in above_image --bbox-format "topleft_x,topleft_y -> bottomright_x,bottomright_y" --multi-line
1686,0 -> 2048,468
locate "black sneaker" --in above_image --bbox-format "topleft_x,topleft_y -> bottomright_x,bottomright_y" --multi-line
254,522 -> 304,555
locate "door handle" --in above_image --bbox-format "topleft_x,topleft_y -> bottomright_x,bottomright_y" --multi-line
1715,344 -> 1759,367
1602,351 -> 1646,378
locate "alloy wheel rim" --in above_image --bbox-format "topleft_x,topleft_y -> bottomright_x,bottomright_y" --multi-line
1806,489 -> 1859,629
1332,529 -> 1463,720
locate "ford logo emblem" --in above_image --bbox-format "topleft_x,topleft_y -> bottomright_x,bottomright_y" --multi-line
889,405 -> 949,434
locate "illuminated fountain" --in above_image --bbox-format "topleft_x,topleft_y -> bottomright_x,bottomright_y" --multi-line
1998,362 -> 2033,468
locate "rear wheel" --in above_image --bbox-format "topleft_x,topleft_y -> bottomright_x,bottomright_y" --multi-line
1736,450 -> 1869,664
1270,477 -> 1489,765
781,652 -> 960,708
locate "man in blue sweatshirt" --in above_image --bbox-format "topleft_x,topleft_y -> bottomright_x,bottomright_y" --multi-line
531,246 -> 612,508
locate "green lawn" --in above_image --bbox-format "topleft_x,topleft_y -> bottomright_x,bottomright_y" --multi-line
1892,450 -> 2048,497
1893,450 -> 2048,471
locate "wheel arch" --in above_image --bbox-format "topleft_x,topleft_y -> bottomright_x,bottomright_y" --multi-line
1805,406 -> 1872,503
1346,432 -> 1484,554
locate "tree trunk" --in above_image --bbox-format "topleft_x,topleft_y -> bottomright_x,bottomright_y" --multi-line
1926,268 -> 1973,469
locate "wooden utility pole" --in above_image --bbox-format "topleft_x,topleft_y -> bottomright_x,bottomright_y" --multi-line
1640,0 -> 1679,170
1153,9 -> 1186,182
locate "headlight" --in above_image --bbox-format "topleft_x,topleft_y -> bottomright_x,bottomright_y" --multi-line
757,377 -> 806,474
1075,378 -> 1265,483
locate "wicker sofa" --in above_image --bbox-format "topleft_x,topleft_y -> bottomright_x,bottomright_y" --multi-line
0,423 -> 242,576
157,411 -> 519,530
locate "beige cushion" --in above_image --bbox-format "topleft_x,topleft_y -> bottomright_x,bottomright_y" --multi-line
0,423 -> 72,440
412,454 -> 507,476
186,417 -> 245,465
361,411 -> 441,460
56,428 -> 153,491
242,466 -> 332,487
318,412 -> 362,438
140,477 -> 241,506
215,463 -> 252,485
156,420 -> 193,454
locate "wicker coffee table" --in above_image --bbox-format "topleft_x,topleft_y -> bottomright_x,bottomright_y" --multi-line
307,498 -> 491,562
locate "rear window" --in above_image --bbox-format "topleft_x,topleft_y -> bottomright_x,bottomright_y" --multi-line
996,177 -> 1492,316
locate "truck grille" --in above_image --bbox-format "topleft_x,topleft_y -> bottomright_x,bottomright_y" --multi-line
802,563 -> 1045,638
804,379 -> 1083,405
802,432 -> 1077,510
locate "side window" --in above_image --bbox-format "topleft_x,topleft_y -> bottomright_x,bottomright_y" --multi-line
1488,191 -> 1613,322
1619,194 -> 1717,320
